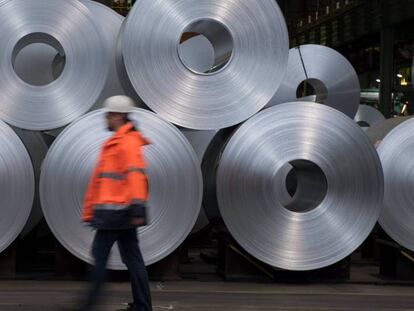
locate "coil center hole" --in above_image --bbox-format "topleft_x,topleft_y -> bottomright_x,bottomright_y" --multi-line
296,78 -> 328,103
283,160 -> 327,213
12,33 -> 66,86
178,19 -> 233,75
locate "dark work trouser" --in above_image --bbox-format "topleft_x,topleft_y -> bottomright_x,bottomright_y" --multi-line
82,229 -> 152,311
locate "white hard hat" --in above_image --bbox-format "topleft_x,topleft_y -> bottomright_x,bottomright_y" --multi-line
103,95 -> 136,113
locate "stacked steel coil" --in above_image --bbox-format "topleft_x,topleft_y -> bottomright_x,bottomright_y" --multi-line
0,120 -> 35,253
215,102 -> 383,270
364,117 -> 414,252
377,118 -> 414,251
118,0 -> 289,129
40,109 -> 202,269
267,45 -> 360,118
0,0 -> 108,130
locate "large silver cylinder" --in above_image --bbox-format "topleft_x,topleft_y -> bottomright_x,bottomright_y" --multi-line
377,118 -> 414,251
40,109 -> 202,269
216,102 -> 383,270
118,0 -> 289,129
0,0 -> 108,130
0,121 -> 35,253
267,45 -> 360,119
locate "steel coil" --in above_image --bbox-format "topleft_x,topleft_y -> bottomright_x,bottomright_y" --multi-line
267,45 -> 360,118
0,120 -> 35,253
9,0 -> 124,110
0,0 -> 107,130
12,128 -> 48,236
119,0 -> 289,129
354,105 -> 385,130
40,109 -> 202,269
377,118 -> 414,251
217,102 -> 383,270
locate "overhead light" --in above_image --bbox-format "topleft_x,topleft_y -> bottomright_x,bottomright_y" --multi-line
376,79 -> 381,83
397,74 -> 403,78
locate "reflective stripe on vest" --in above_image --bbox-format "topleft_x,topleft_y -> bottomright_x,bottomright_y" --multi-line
93,199 -> 146,211
97,167 -> 147,181
128,167 -> 147,174
93,203 -> 129,211
98,172 -> 125,180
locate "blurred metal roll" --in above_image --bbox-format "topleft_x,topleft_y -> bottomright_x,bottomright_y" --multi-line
0,0 -> 107,130
181,129 -> 217,234
11,128 -> 48,236
0,120 -> 35,253
119,0 -> 289,129
354,105 -> 385,130
366,117 -> 412,145
40,109 -> 202,269
217,102 -> 383,271
377,118 -> 414,251
267,45 -> 360,118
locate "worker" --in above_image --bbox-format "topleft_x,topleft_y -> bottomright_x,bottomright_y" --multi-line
80,95 -> 152,311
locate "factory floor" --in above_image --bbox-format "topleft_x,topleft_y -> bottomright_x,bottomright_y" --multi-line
1,280 -> 414,310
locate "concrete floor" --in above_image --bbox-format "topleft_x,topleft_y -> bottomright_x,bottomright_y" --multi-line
1,281 -> 414,310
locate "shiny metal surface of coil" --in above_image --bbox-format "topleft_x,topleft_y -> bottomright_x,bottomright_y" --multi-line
119,0 -> 289,129
0,121 -> 35,253
0,0 -> 107,130
217,102 -> 383,270
40,109 -> 202,269
267,45 -> 360,118
377,118 -> 414,251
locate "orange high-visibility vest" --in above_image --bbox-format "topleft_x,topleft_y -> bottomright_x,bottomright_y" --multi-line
82,122 -> 150,227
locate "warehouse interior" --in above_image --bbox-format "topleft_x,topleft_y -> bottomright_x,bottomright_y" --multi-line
0,0 -> 414,310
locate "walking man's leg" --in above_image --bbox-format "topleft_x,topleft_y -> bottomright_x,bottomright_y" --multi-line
82,230 -> 119,311
118,229 -> 152,311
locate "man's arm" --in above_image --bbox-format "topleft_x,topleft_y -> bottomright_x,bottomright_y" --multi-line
82,164 -> 100,222
124,134 -> 149,222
